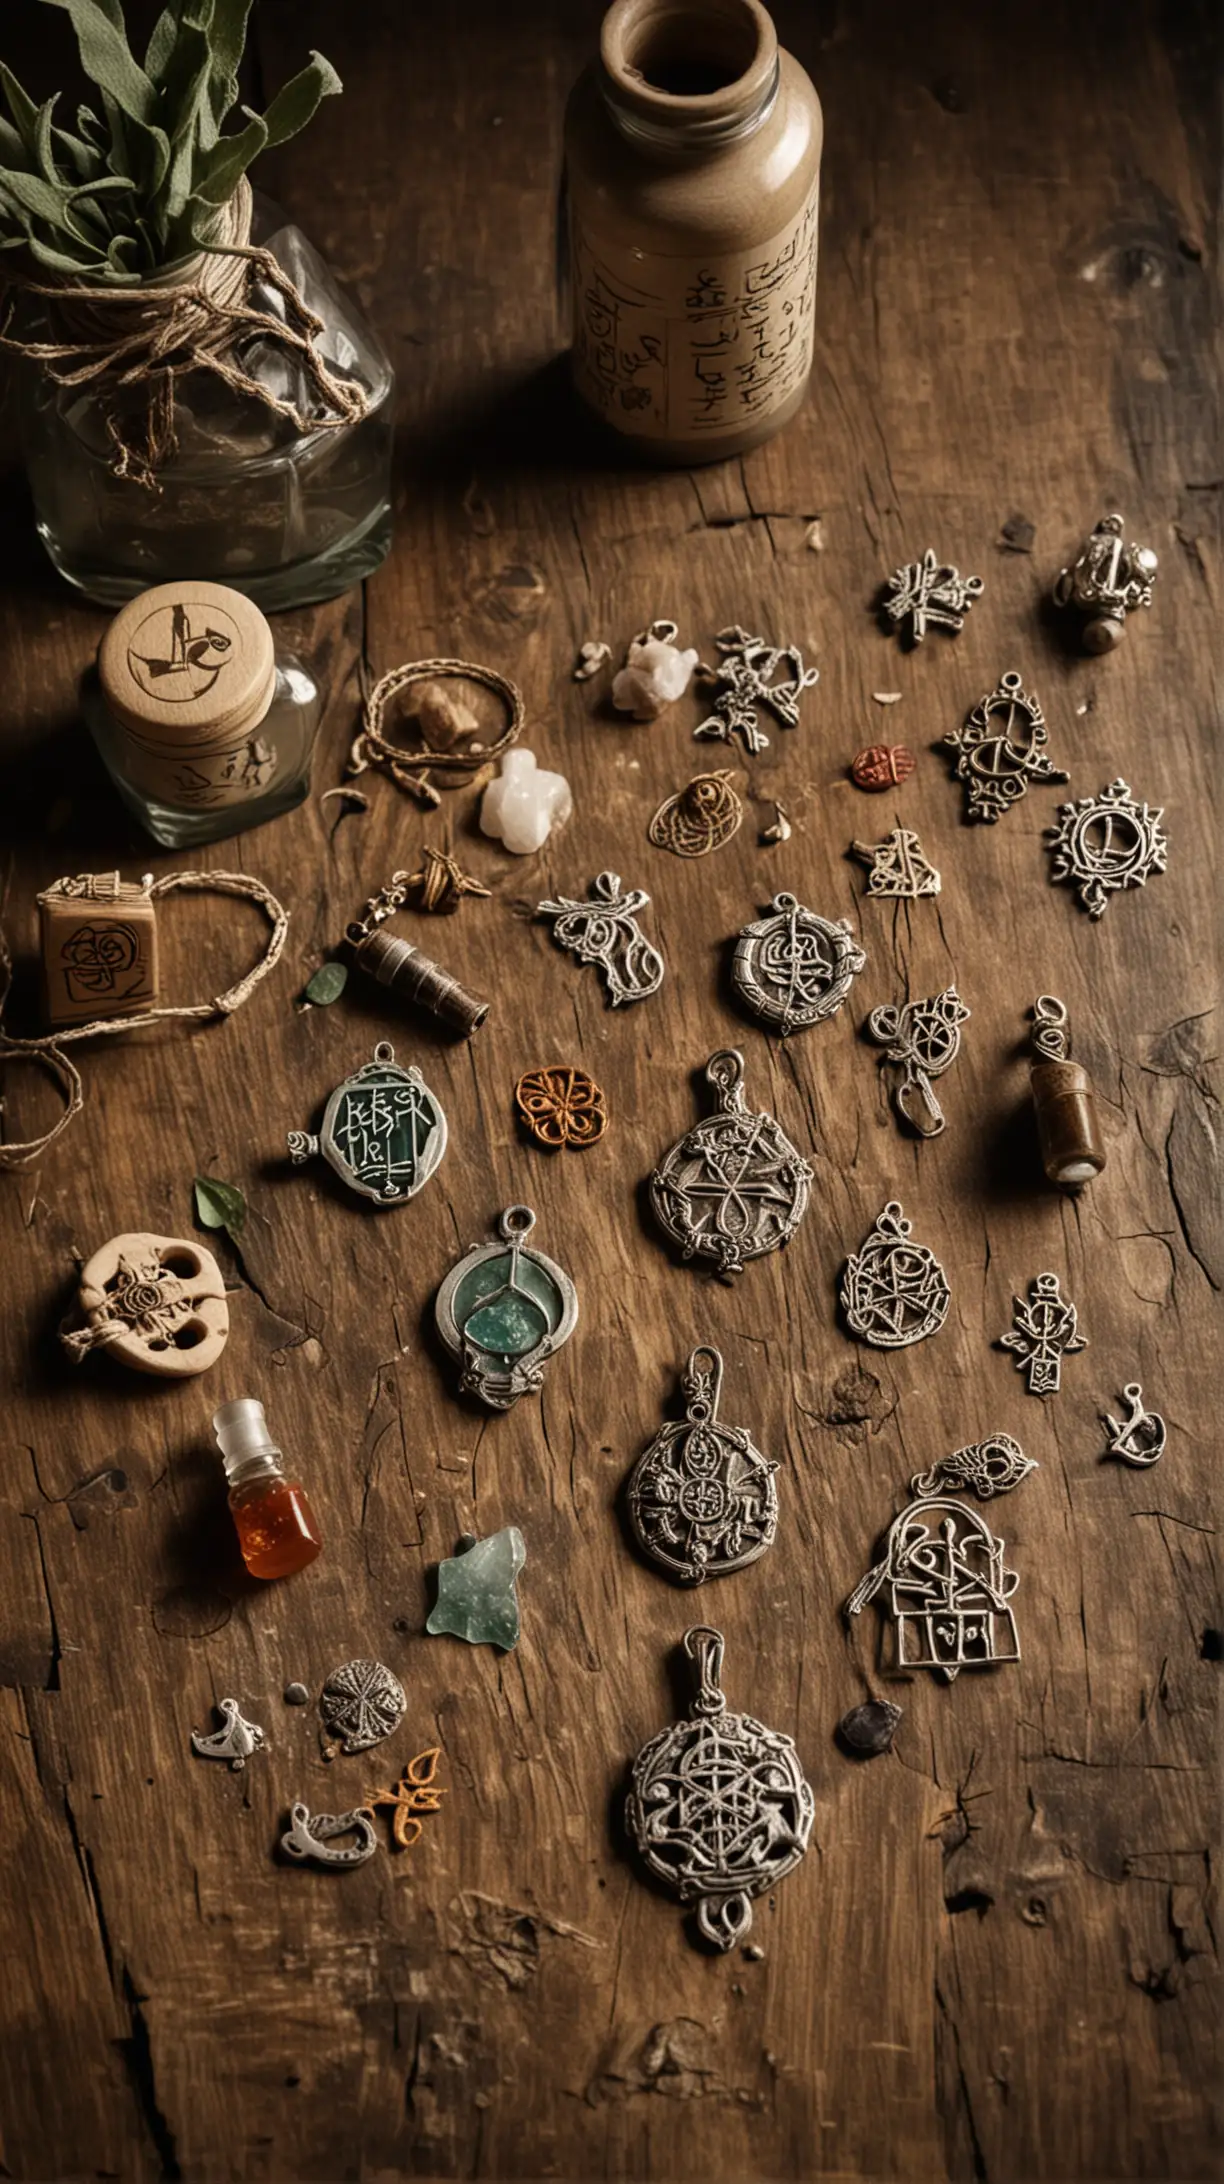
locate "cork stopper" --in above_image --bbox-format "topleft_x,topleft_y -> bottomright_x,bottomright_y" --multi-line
98,580 -> 276,750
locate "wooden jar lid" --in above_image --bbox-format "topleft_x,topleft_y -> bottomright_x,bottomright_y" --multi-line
98,580 -> 276,749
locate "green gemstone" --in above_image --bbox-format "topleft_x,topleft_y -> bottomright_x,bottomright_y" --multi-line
426,1527 -> 525,1651
463,1290 -> 548,1358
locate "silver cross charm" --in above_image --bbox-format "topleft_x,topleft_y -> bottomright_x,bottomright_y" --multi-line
999,1272 -> 1086,1395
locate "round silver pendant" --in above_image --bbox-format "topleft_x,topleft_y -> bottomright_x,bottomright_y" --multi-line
840,1201 -> 950,1348
435,1204 -> 579,1411
651,1049 -> 811,1279
626,1626 -> 814,1951
287,1041 -> 447,1206
627,1346 -> 778,1585
319,1657 -> 406,1756
731,892 -> 866,1035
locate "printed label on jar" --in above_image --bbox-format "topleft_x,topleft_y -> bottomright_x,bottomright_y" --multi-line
570,194 -> 819,443
117,727 -> 281,808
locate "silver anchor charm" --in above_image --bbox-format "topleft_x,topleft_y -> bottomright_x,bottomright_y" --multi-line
626,1626 -> 814,1950
280,1801 -> 379,1869
866,986 -> 970,1137
190,1697 -> 266,1771
650,1048 -> 812,1278
694,626 -> 819,756
1053,512 -> 1158,653
942,672 -> 1067,824
536,870 -> 664,1006
1102,1383 -> 1166,1468
999,1272 -> 1087,1395
731,892 -> 866,1035
851,827 -> 941,899
287,1041 -> 447,1206
882,548 -> 983,643
626,1345 -> 779,1585
840,1201 -> 950,1349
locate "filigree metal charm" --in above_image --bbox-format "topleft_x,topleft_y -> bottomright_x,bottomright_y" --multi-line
319,1658 -> 406,1757
943,672 -> 1067,824
846,1497 -> 1022,1681
514,1066 -> 608,1150
648,770 -> 743,858
851,827 -> 941,899
694,626 -> 819,756
882,550 -> 983,644
1101,1383 -> 1166,1468
1053,512 -> 1158,653
650,1049 -> 812,1278
866,987 -> 970,1138
191,1697 -> 267,1771
627,1346 -> 778,1585
626,1626 -> 814,1950
1045,779 -> 1168,919
288,1042 -> 447,1206
537,870 -> 664,1006
910,1434 -> 1036,1499
364,1748 -> 447,1850
731,893 -> 866,1035
435,1205 -> 578,1409
999,1272 -> 1086,1395
280,1801 -> 379,1869
840,1201 -> 950,1349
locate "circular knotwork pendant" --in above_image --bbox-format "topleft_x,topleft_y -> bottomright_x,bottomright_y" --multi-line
627,1347 -> 778,1585
650,1049 -> 812,1278
840,1201 -> 950,1348
626,1627 -> 814,1950
731,893 -> 866,1035
1044,777 -> 1168,919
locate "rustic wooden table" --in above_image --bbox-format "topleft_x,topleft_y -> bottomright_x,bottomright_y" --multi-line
0,3 -> 1218,2179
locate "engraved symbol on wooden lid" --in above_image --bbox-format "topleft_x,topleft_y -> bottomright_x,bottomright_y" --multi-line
98,579 -> 276,748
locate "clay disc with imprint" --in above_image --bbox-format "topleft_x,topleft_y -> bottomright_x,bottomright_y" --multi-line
77,1231 -> 230,1378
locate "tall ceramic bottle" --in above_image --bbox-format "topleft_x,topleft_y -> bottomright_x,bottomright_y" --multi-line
564,0 -> 822,464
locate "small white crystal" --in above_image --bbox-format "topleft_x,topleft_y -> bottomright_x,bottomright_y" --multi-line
612,630 -> 699,721
574,640 -> 611,681
479,748 -> 572,856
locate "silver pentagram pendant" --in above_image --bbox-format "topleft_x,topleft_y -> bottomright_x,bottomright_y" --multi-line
288,1042 -> 447,1206
650,1049 -> 812,1279
627,1346 -> 778,1585
626,1626 -> 814,1950
1045,778 -> 1168,919
731,892 -> 866,1035
840,1201 -> 950,1349
435,1203 -> 579,1410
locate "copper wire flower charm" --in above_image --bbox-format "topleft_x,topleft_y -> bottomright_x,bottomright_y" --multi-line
364,1748 -> 447,1851
514,1066 -> 608,1150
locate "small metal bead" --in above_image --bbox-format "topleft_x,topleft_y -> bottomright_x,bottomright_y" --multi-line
284,1682 -> 310,1705
838,1701 -> 902,1756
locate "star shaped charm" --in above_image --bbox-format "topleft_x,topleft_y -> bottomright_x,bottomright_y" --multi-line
427,1527 -> 525,1651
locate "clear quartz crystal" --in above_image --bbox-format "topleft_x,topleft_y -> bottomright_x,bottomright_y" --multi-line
16,201 -> 395,611
82,653 -> 321,848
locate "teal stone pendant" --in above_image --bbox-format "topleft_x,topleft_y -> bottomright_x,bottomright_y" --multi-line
427,1527 -> 526,1650
288,1041 -> 447,1206
435,1204 -> 578,1411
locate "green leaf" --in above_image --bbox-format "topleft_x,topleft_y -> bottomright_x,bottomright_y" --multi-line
0,119 -> 31,174
0,63 -> 40,162
206,0 -> 255,126
193,1175 -> 247,1241
259,52 -> 342,150
188,109 -> 265,209
143,7 -> 179,85
42,0 -> 159,125
303,961 -> 348,1007
33,95 -> 65,187
0,166 -> 82,236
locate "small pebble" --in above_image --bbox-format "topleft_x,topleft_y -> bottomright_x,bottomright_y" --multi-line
760,802 -> 792,845
574,640 -> 611,681
743,1943 -> 765,1961
838,1700 -> 902,1756
284,1681 -> 309,1706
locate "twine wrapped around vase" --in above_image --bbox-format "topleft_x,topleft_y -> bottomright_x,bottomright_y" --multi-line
0,178 -> 371,490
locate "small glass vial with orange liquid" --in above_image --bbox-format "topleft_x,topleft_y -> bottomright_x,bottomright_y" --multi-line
213,1397 -> 323,1580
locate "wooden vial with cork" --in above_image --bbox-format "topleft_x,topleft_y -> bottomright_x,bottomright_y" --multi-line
1029,997 -> 1106,1189
564,0 -> 823,462
213,1397 -> 323,1581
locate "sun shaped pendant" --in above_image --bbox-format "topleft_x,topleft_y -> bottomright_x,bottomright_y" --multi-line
650,1048 -> 812,1279
626,1626 -> 814,1950
287,1041 -> 447,1206
434,1204 -> 578,1410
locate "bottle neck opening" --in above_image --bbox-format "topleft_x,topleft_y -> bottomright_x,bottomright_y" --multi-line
599,0 -> 780,149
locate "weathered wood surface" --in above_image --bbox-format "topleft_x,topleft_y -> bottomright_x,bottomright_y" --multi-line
0,2 -> 1219,2178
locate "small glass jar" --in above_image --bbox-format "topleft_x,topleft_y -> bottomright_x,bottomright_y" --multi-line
15,198 -> 395,611
84,578 -> 321,848
213,1398 -> 322,1583
565,0 -> 823,463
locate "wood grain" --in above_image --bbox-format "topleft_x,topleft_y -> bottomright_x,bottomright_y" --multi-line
0,2 -> 1218,2178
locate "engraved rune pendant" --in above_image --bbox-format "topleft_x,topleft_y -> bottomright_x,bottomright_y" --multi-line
731,892 -> 866,1035
627,1346 -> 778,1585
999,1272 -> 1086,1395
650,1048 -> 812,1278
942,672 -> 1067,824
287,1041 -> 447,1205
626,1626 -> 814,1950
866,986 -> 970,1138
435,1204 -> 579,1411
840,1201 -> 950,1349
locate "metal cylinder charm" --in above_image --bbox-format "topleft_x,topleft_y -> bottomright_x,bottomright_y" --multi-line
1029,997 -> 1105,1189
348,928 -> 489,1037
